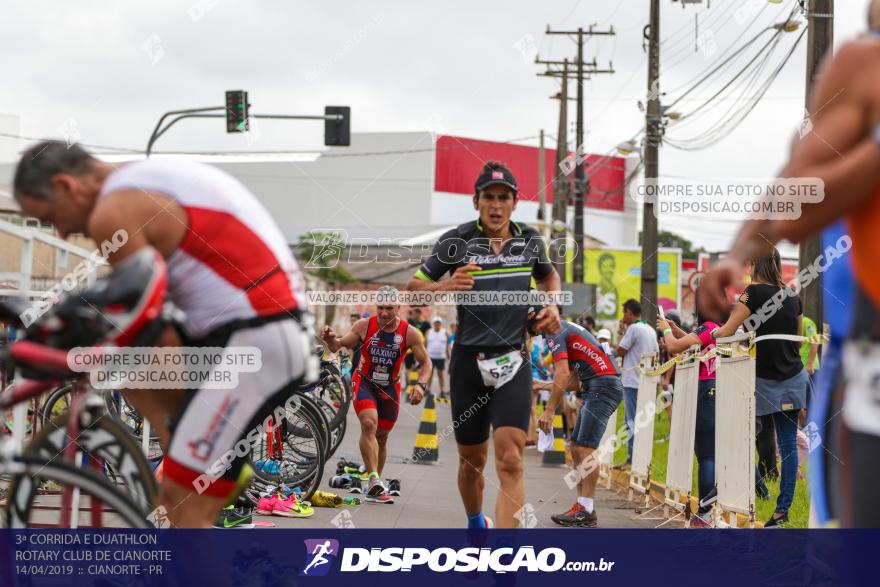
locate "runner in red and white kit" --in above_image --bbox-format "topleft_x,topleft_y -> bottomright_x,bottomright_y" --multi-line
321,290 -> 431,503
12,141 -> 314,528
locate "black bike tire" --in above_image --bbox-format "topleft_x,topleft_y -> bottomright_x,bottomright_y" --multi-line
4,456 -> 151,528
37,384 -> 72,430
22,413 -> 158,513
249,396 -> 326,499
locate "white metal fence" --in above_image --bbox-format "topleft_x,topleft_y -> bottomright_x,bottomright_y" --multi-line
629,353 -> 660,504
714,332 -> 756,527
663,346 -> 700,517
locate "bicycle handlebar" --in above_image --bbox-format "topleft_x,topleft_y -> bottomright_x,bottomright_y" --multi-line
0,377 -> 57,411
9,340 -> 72,374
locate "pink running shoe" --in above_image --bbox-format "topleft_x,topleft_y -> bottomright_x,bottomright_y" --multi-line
256,494 -> 279,515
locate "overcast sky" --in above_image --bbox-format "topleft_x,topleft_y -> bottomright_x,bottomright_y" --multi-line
0,0 -> 871,251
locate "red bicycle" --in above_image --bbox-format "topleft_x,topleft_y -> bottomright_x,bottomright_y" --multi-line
0,298 -> 156,528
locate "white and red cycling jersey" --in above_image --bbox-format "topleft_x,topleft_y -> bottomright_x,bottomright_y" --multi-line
99,158 -> 308,337
99,159 -> 312,498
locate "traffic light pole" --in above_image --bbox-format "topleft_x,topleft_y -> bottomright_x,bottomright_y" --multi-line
145,108 -> 345,157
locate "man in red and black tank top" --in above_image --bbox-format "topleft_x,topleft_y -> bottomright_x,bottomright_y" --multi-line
321,292 -> 431,502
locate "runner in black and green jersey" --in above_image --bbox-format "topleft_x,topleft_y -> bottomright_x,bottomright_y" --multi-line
407,161 -> 561,529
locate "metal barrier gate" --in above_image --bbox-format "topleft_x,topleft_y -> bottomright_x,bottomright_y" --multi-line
629,353 -> 660,506
714,332 -> 756,527
663,345 -> 701,520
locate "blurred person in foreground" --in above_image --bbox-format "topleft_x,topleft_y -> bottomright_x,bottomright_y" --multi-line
701,3 -> 880,527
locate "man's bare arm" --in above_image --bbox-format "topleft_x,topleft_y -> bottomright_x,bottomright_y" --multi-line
321,319 -> 366,353
87,190 -> 187,266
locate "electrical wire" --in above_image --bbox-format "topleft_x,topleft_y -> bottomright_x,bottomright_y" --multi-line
664,26 -> 806,150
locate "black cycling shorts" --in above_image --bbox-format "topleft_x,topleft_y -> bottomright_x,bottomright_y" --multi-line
449,344 -> 532,445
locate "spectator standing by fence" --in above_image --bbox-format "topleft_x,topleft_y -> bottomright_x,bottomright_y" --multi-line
710,248 -> 807,527
615,299 -> 659,467
426,317 -> 450,399
657,286 -> 726,526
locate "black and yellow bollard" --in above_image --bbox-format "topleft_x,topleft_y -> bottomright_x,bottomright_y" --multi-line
412,392 -> 439,464
406,369 -> 419,399
541,411 -> 567,467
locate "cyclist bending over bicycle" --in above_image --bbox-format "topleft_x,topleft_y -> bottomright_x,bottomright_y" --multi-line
12,141 -> 316,528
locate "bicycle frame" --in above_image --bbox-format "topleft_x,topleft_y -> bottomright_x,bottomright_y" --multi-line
0,341 -> 109,528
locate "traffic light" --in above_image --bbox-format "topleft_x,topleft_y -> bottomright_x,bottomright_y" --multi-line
324,106 -> 350,146
225,90 -> 249,133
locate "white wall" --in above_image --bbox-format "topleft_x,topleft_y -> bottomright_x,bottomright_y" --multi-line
214,132 -> 436,239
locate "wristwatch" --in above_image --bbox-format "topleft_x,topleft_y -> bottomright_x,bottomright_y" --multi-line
415,382 -> 429,393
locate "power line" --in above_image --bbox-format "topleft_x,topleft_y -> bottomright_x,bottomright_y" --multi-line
0,131 -> 545,159
665,27 -> 807,150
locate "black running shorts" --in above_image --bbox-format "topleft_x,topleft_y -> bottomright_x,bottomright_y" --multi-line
449,344 -> 532,445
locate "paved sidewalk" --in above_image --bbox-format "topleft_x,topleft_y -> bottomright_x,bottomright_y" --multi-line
270,397 -> 671,529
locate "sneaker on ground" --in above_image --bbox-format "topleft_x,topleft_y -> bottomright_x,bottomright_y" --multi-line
689,513 -> 713,528
349,477 -> 363,494
764,511 -> 788,528
698,486 -> 718,510
311,491 -> 343,508
329,475 -> 352,489
255,495 -> 279,515
367,476 -> 387,498
213,505 -> 255,529
273,496 -> 315,518
550,503 -> 598,528
387,479 -> 401,496
365,491 -> 394,505
336,458 -> 361,475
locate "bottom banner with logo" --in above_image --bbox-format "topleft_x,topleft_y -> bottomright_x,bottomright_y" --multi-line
0,529 -> 875,586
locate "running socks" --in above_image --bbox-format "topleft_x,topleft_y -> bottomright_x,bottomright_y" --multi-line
577,497 -> 594,513
467,510 -> 487,529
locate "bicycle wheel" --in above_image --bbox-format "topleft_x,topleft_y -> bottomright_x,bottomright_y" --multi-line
105,391 -> 163,461
21,412 -> 158,513
298,393 -> 333,459
249,394 -> 326,500
309,383 -> 347,458
37,384 -> 71,430
4,456 -> 152,528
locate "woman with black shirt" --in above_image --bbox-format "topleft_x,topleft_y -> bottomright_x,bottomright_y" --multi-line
710,248 -> 807,527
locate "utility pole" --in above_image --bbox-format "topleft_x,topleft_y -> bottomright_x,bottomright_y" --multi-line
538,26 -> 615,283
538,129 -> 547,231
800,0 -> 833,331
547,60 -> 570,277
574,29 -> 587,284
640,0 -> 661,328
